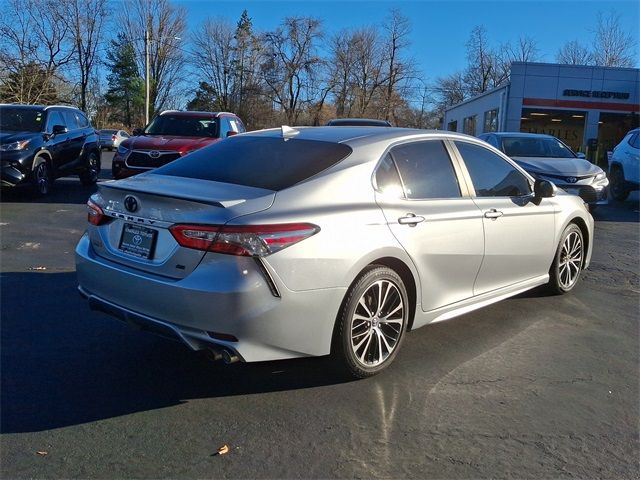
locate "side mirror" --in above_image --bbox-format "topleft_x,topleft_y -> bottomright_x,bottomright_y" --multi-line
534,179 -> 557,198
226,131 -> 238,137
132,128 -> 143,136
52,124 -> 68,135
576,152 -> 586,159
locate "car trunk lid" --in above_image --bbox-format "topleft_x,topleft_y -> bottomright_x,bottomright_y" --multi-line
88,173 -> 275,279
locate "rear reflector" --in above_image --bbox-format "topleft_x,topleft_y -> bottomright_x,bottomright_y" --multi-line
169,223 -> 319,256
87,199 -> 108,226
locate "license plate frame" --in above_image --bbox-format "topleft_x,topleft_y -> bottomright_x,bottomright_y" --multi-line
119,224 -> 158,259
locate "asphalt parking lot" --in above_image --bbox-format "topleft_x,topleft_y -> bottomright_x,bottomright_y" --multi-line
1,152 -> 639,479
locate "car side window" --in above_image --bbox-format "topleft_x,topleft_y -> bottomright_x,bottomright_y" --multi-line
629,133 -> 639,149
374,153 -> 404,198
486,135 -> 499,149
45,110 -> 66,132
62,110 -> 79,130
390,140 -> 461,199
454,141 -> 532,197
219,117 -> 231,138
75,111 -> 89,128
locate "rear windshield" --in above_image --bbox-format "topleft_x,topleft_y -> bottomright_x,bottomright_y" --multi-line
154,136 -> 353,191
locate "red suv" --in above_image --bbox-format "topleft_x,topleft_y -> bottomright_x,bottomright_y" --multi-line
111,110 -> 246,179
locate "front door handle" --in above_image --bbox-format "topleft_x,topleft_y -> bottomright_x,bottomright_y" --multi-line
484,209 -> 504,219
398,213 -> 425,226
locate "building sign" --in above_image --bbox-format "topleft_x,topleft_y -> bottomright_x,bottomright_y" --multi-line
563,89 -> 630,99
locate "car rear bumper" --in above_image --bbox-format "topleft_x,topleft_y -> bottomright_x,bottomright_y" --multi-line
75,233 -> 346,362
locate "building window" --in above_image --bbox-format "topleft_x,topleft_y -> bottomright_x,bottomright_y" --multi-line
463,116 -> 476,136
447,120 -> 457,132
484,109 -> 499,133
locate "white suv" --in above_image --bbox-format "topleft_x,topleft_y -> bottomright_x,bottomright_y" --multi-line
609,128 -> 639,201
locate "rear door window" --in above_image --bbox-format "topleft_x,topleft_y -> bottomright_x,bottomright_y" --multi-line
374,153 -> 404,198
155,136 -> 352,191
389,140 -> 461,199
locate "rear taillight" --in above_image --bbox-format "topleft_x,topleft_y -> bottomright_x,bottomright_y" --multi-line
111,134 -> 116,141
87,199 -> 108,226
169,223 -> 319,256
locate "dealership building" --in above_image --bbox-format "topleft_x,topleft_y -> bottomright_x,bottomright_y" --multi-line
443,62 -> 640,163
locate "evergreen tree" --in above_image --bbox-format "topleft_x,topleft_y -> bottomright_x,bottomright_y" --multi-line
186,82 -> 218,111
104,33 -> 144,127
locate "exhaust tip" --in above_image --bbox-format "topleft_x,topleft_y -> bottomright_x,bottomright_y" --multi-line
221,349 -> 239,364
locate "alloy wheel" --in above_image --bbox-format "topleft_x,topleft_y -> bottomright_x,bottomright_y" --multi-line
34,162 -> 50,195
350,279 -> 405,367
558,231 -> 583,289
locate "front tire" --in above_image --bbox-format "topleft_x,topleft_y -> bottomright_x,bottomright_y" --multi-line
32,159 -> 52,196
333,266 -> 409,378
547,223 -> 584,295
80,151 -> 100,186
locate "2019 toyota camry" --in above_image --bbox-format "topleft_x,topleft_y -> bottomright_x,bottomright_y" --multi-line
76,127 -> 593,378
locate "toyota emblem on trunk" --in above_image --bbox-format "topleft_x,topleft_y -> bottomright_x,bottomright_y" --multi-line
566,177 -> 578,183
124,195 -> 138,212
149,150 -> 160,158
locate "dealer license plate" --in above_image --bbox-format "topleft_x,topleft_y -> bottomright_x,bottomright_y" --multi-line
119,224 -> 158,259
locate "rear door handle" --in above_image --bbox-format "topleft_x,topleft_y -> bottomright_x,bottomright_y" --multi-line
484,209 -> 504,219
398,213 -> 425,226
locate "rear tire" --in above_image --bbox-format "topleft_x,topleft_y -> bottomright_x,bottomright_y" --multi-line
547,223 -> 584,295
80,151 -> 100,186
609,167 -> 629,202
332,266 -> 408,378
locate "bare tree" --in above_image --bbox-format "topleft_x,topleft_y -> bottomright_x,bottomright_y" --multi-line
556,40 -> 593,65
350,27 -> 385,117
433,71 -> 467,113
330,29 -> 358,117
65,0 -> 108,111
0,0 -> 74,104
191,18 -> 235,111
260,16 -> 324,125
380,8 -> 415,123
592,11 -> 637,67
119,0 -> 187,116
464,26 -> 499,95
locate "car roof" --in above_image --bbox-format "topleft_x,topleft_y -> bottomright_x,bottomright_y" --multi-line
159,110 -> 235,118
327,118 -> 392,126
243,126 -> 480,145
487,132 -> 558,139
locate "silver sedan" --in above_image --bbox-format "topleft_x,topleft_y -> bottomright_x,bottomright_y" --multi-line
76,127 -> 594,377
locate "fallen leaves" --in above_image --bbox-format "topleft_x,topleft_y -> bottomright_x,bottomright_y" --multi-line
216,444 -> 230,456
36,451 -> 48,456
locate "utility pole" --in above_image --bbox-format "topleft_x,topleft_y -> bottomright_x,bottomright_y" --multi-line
145,24 -> 150,125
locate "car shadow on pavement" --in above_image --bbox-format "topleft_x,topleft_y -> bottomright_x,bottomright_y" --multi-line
591,196 -> 639,223
1,271 -> 546,434
0,169 -> 111,206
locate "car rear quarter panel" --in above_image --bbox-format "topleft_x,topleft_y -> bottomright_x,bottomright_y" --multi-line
239,161 -> 421,299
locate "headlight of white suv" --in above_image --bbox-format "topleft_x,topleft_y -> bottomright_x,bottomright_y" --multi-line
0,140 -> 30,151
594,171 -> 607,181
